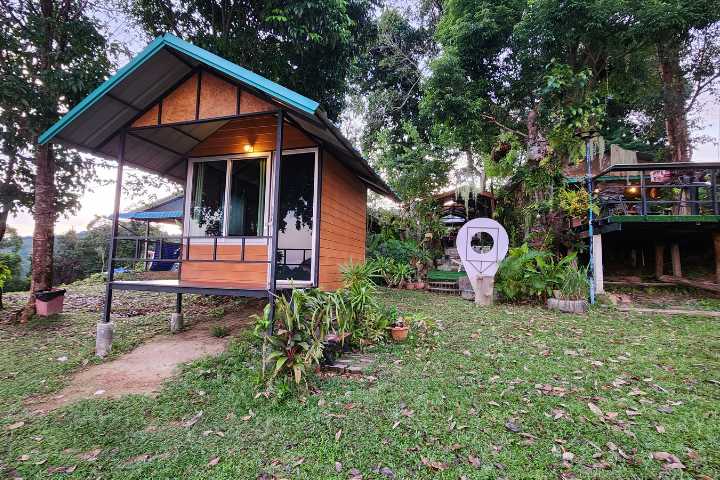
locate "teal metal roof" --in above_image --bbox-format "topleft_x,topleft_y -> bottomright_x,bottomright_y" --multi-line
39,33 -> 319,145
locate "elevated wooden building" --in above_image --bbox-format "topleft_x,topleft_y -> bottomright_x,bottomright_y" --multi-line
39,34 -> 395,354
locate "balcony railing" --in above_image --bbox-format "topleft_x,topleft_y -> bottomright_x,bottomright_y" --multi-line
591,162 -> 720,220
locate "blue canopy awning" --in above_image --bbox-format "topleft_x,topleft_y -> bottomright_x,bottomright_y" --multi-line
117,194 -> 184,223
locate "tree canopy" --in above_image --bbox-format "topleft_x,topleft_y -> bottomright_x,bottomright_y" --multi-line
128,0 -> 379,121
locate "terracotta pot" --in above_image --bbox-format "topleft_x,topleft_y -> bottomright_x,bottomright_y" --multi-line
406,282 -> 416,290
390,326 -> 409,342
415,281 -> 426,290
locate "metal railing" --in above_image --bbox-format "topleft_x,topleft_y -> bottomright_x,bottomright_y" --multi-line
112,235 -> 310,268
591,162 -> 720,220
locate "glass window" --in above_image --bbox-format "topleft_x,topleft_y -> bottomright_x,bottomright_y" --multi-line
189,160 -> 226,237
228,158 -> 266,236
276,152 -> 315,281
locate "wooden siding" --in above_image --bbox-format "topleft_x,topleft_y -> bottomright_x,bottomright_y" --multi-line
130,70 -> 278,128
189,116 -> 314,157
180,243 -> 268,288
318,153 -> 367,290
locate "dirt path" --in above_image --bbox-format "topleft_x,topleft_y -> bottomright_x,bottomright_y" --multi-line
26,316 -> 246,413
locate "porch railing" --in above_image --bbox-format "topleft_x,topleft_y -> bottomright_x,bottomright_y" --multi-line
112,235 -> 311,268
591,162 -> 720,220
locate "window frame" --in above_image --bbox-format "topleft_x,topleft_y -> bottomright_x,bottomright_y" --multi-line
183,147 -> 320,287
183,152 -> 273,245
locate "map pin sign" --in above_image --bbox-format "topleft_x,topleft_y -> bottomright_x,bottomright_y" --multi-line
456,218 -> 509,282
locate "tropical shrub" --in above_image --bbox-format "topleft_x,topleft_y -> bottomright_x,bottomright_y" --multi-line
495,244 -> 579,302
558,264 -> 589,300
557,187 -> 600,220
260,289 -> 330,387
257,262 -> 398,389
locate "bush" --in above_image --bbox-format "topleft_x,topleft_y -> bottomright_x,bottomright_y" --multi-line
495,244 -> 579,302
256,262 -> 398,389
558,264 -> 589,300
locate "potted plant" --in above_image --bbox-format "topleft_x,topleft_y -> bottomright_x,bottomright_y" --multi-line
35,288 -> 67,316
390,317 -> 410,342
547,265 -> 589,314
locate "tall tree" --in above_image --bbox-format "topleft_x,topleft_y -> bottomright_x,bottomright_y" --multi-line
0,0 -> 115,321
626,1 -> 720,161
128,0 -> 378,121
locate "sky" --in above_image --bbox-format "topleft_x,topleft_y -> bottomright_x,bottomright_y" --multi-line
6,14 -> 720,237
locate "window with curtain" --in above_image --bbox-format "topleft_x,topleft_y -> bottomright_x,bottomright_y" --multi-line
228,158 -> 266,236
188,158 -> 267,237
189,160 -> 226,237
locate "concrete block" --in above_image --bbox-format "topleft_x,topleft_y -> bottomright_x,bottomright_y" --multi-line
96,322 -> 114,357
170,313 -> 184,333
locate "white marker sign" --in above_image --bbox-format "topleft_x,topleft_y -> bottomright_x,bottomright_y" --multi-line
455,218 -> 509,304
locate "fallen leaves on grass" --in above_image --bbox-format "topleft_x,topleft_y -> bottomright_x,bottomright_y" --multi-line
5,421 -> 25,430
182,410 -> 203,428
651,451 -> 685,470
421,457 -> 448,471
76,448 -> 101,462
504,419 -> 521,433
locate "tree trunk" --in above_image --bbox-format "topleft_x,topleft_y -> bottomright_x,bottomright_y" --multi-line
19,142 -> 56,322
657,41 -> 690,162
527,106 -> 548,164
0,208 -> 9,245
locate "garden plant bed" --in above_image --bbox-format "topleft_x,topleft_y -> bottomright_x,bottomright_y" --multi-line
1,286 -> 719,479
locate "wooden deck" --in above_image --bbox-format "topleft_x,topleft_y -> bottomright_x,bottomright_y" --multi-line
111,279 -> 270,297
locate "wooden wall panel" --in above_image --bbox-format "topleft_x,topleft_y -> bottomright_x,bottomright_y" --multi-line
199,73 -> 237,119
129,69 -> 287,130
180,243 -> 269,287
318,153 -> 367,291
240,91 -> 275,113
190,117 -> 315,157
161,74 -> 199,124
132,104 -> 159,128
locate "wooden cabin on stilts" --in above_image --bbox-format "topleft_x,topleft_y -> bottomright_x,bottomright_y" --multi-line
39,34 -> 395,356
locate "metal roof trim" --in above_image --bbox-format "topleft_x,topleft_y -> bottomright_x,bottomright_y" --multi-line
38,35 -> 168,145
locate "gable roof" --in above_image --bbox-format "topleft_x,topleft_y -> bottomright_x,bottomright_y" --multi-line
39,34 -> 395,199
39,34 -> 318,145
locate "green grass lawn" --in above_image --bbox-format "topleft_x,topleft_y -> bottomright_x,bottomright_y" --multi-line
1,288 -> 719,479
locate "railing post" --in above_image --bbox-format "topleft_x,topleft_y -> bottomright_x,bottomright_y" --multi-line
640,170 -> 647,215
267,110 -> 284,335
102,132 -> 126,323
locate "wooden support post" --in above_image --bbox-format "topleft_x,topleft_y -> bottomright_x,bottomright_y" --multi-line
592,234 -> 604,294
473,276 -> 494,305
655,244 -> 664,279
713,231 -> 720,285
670,243 -> 682,278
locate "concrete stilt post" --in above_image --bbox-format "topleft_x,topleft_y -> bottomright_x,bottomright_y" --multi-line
96,322 -> 114,357
170,293 -> 184,333
592,234 -> 605,294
